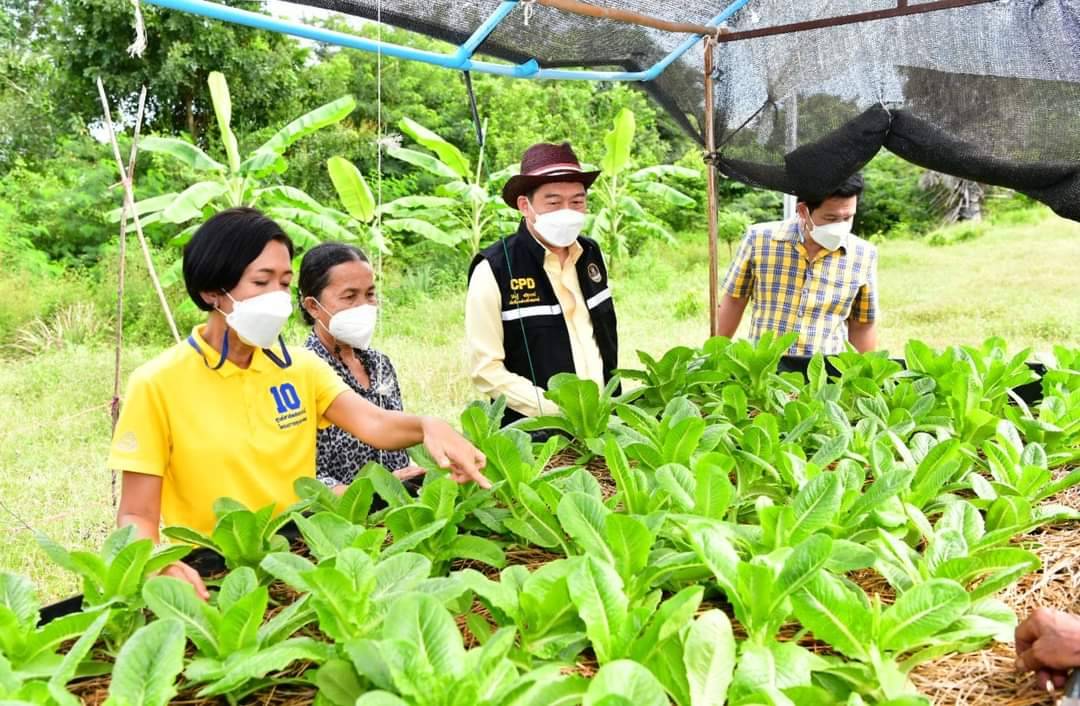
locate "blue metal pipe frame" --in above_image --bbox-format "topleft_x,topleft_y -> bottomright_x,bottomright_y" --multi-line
142,0 -> 752,82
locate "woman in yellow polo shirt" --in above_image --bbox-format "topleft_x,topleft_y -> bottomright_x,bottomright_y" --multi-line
109,207 -> 488,598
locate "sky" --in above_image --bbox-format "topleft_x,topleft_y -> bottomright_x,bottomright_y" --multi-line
265,0 -> 363,27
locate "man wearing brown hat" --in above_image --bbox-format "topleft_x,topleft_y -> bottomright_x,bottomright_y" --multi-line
465,142 -> 619,426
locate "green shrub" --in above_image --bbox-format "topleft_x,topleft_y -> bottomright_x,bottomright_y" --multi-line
856,152 -> 937,239
1,240 -> 198,353
90,243 -> 201,349
716,210 -> 752,257
984,190 -> 1051,226
0,268 -> 81,347
927,220 -> 988,247
0,133 -> 195,265
672,290 -> 703,320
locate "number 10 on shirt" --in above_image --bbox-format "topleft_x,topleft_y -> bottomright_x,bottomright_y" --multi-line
269,383 -> 301,413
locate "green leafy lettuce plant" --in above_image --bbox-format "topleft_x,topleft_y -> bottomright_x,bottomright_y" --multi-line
141,569 -> 327,698
161,498 -> 299,579
35,525 -> 191,650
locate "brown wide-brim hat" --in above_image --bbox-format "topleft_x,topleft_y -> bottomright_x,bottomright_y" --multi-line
501,142 -> 601,208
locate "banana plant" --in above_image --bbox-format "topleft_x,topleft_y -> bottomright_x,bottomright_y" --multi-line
141,571 -> 328,698
587,108 -> 700,263
108,71 -> 384,257
386,117 -> 519,256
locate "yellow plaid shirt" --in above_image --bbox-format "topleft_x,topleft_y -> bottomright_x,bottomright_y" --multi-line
720,219 -> 878,356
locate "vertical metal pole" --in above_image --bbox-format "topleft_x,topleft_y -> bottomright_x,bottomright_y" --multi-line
704,37 -> 720,338
783,95 -> 798,220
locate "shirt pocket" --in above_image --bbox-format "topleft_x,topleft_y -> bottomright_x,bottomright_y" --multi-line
756,252 -> 801,301
819,269 -> 862,316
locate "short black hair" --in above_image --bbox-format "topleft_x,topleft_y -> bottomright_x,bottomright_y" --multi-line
297,242 -> 370,325
798,173 -> 865,212
182,207 -> 294,312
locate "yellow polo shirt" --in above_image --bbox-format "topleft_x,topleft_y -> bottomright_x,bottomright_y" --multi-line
107,326 -> 349,534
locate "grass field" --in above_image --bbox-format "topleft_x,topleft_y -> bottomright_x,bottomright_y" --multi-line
1,213 -> 1078,602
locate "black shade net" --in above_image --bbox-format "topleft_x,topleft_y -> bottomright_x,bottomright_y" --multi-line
286,0 -> 1080,221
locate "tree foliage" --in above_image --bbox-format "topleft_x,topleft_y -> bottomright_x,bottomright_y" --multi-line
45,0 -> 311,142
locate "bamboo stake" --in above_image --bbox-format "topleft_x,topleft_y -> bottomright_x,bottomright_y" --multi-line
535,0 -> 727,36
704,37 -> 720,337
111,86 -> 146,429
106,86 -> 148,509
97,78 -> 181,345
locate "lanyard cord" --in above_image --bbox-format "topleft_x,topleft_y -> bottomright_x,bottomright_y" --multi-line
500,234 -> 546,416
187,333 -> 292,370
188,332 -> 228,370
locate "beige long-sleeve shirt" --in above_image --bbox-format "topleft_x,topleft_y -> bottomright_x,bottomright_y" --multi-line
465,237 -> 606,418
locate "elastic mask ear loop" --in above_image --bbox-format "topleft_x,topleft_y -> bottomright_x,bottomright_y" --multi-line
191,292 -> 234,370
525,199 -> 538,230
311,297 -> 342,357
213,291 -> 237,329
797,206 -> 813,244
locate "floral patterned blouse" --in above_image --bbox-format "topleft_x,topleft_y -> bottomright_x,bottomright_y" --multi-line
304,332 -> 410,485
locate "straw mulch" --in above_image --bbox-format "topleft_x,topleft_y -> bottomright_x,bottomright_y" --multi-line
70,663 -> 318,705
548,448 -> 617,499
911,474 -> 1080,705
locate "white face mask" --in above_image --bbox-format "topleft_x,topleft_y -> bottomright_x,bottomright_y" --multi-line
219,290 -> 292,349
803,215 -> 853,251
317,302 -> 378,350
530,206 -> 586,248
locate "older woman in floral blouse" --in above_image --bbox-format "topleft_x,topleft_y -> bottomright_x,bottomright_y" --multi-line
297,242 -> 425,491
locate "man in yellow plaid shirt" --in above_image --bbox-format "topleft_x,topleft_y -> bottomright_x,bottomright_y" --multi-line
717,174 -> 878,356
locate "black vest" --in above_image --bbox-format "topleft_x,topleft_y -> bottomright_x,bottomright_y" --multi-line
469,222 -> 619,425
